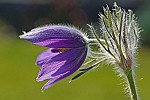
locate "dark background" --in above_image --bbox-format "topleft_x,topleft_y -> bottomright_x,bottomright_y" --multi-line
0,0 -> 150,44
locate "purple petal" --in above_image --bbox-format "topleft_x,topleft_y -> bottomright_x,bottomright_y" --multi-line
41,47 -> 87,91
36,46 -> 87,82
19,25 -> 87,48
36,49 -> 59,66
34,38 -> 85,48
41,72 -> 69,91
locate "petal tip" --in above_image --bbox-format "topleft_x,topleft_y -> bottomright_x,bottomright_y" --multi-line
19,31 -> 27,39
22,31 -> 26,34
19,34 -> 24,39
41,87 -> 46,92
41,81 -> 53,91
36,77 -> 42,82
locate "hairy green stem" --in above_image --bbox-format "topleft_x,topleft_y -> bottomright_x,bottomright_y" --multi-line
125,69 -> 139,100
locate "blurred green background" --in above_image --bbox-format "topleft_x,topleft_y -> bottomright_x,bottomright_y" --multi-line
0,0 -> 150,100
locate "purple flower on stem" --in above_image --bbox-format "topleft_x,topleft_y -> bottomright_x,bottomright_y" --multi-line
19,25 -> 88,91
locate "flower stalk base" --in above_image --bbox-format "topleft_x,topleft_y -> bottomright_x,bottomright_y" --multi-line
125,69 -> 139,100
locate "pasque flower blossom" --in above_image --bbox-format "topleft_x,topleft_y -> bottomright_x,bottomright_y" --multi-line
20,2 -> 142,100
19,25 -> 88,91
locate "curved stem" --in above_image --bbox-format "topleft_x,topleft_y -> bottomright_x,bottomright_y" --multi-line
125,69 -> 139,100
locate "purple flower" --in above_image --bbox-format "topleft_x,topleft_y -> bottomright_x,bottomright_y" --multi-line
19,25 -> 88,91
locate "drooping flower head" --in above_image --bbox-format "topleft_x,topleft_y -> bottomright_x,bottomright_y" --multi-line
19,25 -> 88,91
